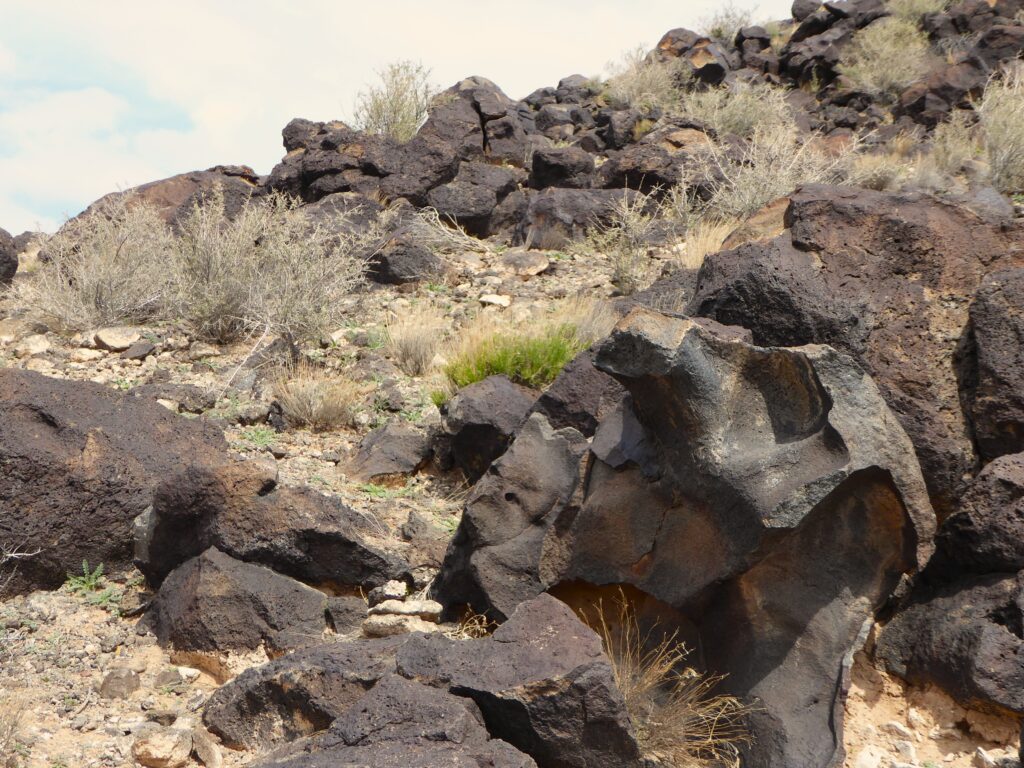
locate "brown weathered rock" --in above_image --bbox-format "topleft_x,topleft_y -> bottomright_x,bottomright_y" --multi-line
396,594 -> 642,768
0,370 -> 229,596
963,268 -> 1024,463
688,184 -> 1024,515
136,462 -> 408,590
348,421 -> 432,484
149,548 -> 328,656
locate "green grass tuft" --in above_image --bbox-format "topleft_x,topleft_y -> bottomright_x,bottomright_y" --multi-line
445,323 -> 586,390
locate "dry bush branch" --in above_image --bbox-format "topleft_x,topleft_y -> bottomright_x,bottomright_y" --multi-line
353,60 -> 439,143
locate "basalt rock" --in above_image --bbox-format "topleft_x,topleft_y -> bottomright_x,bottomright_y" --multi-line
518,188 -> 641,250
435,308 -> 935,768
0,370 -> 230,596
688,184 -> 1024,516
0,227 -> 16,284
136,461 -> 408,590
527,351 -> 626,437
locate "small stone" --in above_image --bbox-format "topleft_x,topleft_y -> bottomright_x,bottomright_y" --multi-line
191,727 -> 223,768
188,342 -> 221,360
70,348 -> 105,362
132,727 -> 192,768
479,293 -> 512,308
154,668 -> 185,689
975,748 -> 997,768
883,721 -> 915,740
13,334 -> 49,358
362,614 -> 442,638
367,579 -> 407,607
500,249 -> 551,277
94,326 -> 141,352
368,598 -> 442,622
99,668 -> 140,699
146,710 -> 179,727
893,740 -> 916,762
177,667 -> 201,683
121,341 -> 156,361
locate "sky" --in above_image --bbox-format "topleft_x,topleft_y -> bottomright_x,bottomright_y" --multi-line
0,1 -> 792,234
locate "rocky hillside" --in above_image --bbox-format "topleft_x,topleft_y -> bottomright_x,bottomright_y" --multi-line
2,1 -> 1024,767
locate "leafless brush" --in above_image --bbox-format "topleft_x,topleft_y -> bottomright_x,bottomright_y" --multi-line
352,60 -> 440,143
585,589 -> 752,767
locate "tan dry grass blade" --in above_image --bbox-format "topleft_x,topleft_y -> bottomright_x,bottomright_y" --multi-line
586,589 -> 752,767
680,219 -> 739,271
272,361 -> 369,430
385,303 -> 449,376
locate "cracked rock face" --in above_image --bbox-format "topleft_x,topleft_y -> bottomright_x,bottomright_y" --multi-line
435,307 -> 935,768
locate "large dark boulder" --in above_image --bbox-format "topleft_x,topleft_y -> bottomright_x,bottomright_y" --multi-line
367,236 -> 446,285
963,269 -> 1024,463
84,165 -> 260,228
597,144 -> 681,192
688,184 -> 1024,516
928,452 -> 1024,581
529,147 -> 595,190
527,351 -> 625,437
348,421 -> 433,484
0,227 -> 16,284
518,188 -> 640,250
249,674 -> 536,768
204,636 -> 409,750
441,375 -> 536,483
136,462 -> 408,589
396,594 -> 641,768
877,572 -> 1024,715
435,309 -> 935,768
0,370 -> 230,596
149,548 -> 329,657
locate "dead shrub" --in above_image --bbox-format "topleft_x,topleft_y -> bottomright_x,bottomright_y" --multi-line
605,46 -> 691,112
585,589 -> 751,766
11,195 -> 174,331
272,362 -> 369,430
574,192 -> 660,295
385,303 -> 449,376
681,80 -> 793,139
699,2 -> 754,44
172,188 -> 369,344
352,60 -> 439,143
886,0 -> 951,23
0,701 -> 22,768
837,17 -> 933,102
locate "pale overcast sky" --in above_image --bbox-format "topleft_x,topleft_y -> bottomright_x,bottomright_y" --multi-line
0,1 -> 792,233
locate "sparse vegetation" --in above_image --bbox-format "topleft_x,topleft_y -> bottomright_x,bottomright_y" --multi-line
273,362 -> 368,430
0,701 -> 23,768
605,46 -> 691,112
385,303 -> 448,376
681,124 -> 855,220
699,2 -> 753,45
10,195 -> 174,332
236,425 -> 277,450
575,192 -> 659,295
680,218 -> 740,270
583,590 -> 751,767
681,79 -> 793,138
977,64 -> 1024,193
837,17 -> 933,102
65,561 -> 105,595
172,189 -> 369,344
886,0 -> 951,24
352,60 -> 440,142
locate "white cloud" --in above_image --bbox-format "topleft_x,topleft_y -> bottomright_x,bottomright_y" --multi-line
0,0 -> 793,233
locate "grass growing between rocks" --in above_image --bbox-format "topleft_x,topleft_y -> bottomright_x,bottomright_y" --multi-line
273,362 -> 369,430
587,591 -> 752,767
837,17 -> 933,102
443,298 -> 615,391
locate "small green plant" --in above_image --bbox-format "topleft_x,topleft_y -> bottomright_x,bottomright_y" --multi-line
430,389 -> 450,408
358,482 -> 413,500
66,561 -> 105,595
237,425 -> 276,450
445,323 -> 585,390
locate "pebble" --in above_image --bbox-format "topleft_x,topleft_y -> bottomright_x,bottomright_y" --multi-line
93,326 -> 141,352
132,726 -> 193,768
362,614 -> 442,638
99,668 -> 141,699
479,293 -> 512,307
367,579 -> 408,607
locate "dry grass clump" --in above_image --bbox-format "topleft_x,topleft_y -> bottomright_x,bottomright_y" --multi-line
886,0 -> 951,23
977,64 -> 1024,193
605,46 -> 691,112
385,303 -> 449,376
10,195 -> 175,331
681,80 -> 793,138
699,2 -> 754,44
172,188 -> 369,344
680,218 -> 739,270
586,590 -> 751,767
574,192 -> 660,295
682,124 -> 855,220
0,701 -> 22,768
272,361 -> 369,430
402,206 -> 490,256
444,297 -> 614,391
837,17 -> 933,102
846,150 -> 915,191
352,60 -> 439,143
